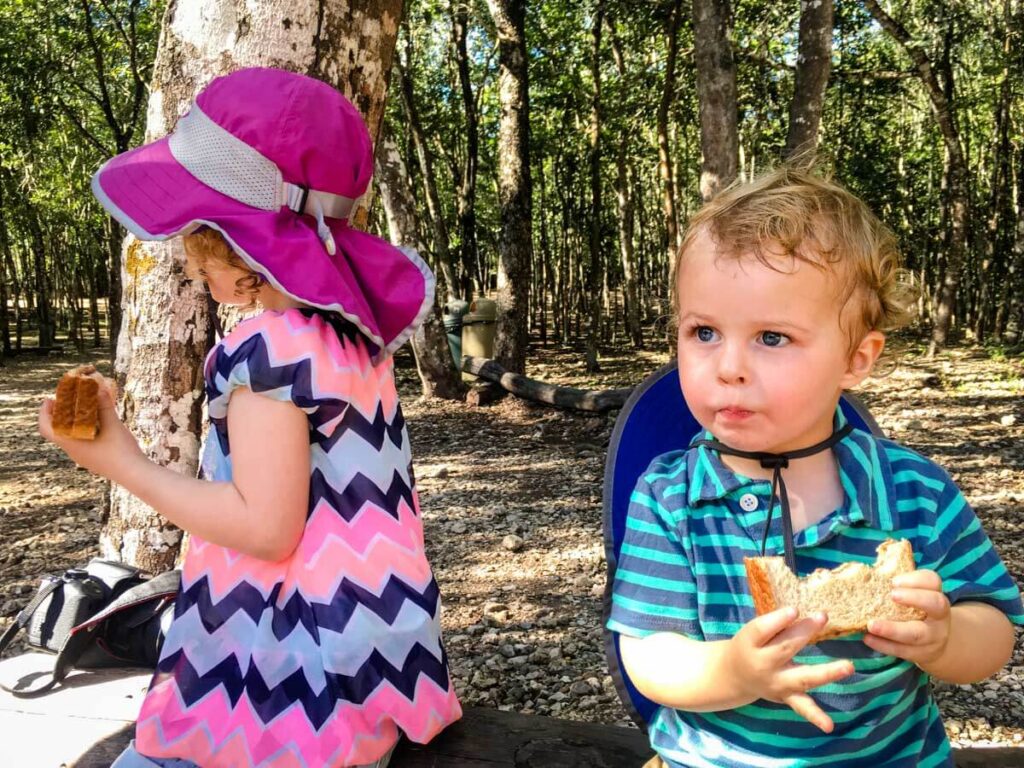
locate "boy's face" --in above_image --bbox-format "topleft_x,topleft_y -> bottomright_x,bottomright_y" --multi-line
675,228 -> 883,454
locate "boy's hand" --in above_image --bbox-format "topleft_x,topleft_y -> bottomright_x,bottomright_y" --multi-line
39,374 -> 145,481
863,570 -> 951,667
726,607 -> 854,733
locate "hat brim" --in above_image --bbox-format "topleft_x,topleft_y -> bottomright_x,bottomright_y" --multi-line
92,137 -> 434,358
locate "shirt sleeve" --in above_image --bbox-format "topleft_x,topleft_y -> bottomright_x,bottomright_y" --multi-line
923,473 -> 1024,626
607,455 -> 703,640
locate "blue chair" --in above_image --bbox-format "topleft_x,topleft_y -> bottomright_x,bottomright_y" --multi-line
601,361 -> 883,728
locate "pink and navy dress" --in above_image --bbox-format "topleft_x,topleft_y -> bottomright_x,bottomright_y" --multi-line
135,308 -> 462,767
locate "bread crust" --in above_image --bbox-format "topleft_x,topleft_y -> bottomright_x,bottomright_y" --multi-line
53,366 -> 100,440
744,557 -> 778,617
744,539 -> 926,643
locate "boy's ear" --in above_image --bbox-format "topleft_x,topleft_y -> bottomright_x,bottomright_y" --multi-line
842,330 -> 885,388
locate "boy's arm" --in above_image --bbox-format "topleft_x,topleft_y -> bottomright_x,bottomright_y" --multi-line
620,609 -> 855,733
867,581 -> 1016,685
921,602 -> 1015,684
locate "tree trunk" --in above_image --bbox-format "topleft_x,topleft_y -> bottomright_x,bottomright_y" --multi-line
27,208 -> 54,348
585,1 -> 604,373
692,0 -> 739,202
607,17 -> 642,349
376,135 -> 465,401
486,0 -> 533,374
104,0 -> 404,571
862,0 -> 969,353
657,0 -> 683,265
397,48 -> 459,301
976,0 -> 1012,342
784,0 -> 833,158
0,180 -> 10,361
451,1 -> 480,299
105,218 -> 123,357
88,256 -> 102,347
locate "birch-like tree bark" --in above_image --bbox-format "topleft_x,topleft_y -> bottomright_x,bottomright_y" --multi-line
692,0 -> 738,202
785,0 -> 833,158
485,0 -> 533,374
105,0 -> 403,570
376,135 -> 465,400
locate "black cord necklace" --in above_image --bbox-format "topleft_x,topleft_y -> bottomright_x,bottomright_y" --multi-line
692,423 -> 854,572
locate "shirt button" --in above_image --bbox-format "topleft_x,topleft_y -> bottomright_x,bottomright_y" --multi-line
739,493 -> 759,512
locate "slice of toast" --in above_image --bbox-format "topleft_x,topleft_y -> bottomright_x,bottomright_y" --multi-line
744,539 -> 926,642
53,365 -> 101,440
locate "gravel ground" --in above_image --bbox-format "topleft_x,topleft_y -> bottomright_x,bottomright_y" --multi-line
1,336 -> 1022,749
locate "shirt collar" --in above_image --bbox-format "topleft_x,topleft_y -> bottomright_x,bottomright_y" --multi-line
685,406 -> 896,531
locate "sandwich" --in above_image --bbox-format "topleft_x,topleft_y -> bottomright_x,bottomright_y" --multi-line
52,365 -> 101,440
744,539 -> 926,642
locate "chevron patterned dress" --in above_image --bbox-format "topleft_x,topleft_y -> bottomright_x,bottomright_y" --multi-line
134,308 -> 462,767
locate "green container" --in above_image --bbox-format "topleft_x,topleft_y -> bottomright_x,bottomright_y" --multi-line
442,300 -> 470,368
461,297 -> 498,380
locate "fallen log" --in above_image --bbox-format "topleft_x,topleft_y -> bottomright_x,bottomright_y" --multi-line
461,356 -> 634,413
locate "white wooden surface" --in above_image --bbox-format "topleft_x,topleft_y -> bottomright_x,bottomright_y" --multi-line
0,653 -> 149,767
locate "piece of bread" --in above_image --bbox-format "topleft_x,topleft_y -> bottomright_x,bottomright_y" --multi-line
53,365 -> 101,440
744,539 -> 926,642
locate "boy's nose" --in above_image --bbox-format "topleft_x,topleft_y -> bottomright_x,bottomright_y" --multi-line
717,344 -> 748,384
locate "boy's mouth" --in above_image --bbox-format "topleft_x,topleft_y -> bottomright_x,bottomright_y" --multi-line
717,406 -> 754,421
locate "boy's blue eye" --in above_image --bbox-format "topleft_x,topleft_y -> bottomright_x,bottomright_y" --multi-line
760,331 -> 788,347
695,326 -> 717,343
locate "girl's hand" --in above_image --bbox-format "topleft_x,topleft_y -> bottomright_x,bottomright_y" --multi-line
864,570 -> 951,666
38,373 -> 145,481
726,607 -> 855,733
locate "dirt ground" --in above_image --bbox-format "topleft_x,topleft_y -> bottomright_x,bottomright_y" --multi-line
1,332 -> 1022,749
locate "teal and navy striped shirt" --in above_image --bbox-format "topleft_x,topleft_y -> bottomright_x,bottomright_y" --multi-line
607,408 -> 1024,767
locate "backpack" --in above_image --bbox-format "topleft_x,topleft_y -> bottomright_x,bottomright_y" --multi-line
0,558 -> 179,696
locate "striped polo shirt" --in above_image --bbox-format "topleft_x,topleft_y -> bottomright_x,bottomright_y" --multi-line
607,408 -> 1024,767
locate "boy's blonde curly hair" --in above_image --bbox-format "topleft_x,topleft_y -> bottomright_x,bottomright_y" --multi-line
672,161 -> 917,351
183,228 -> 265,310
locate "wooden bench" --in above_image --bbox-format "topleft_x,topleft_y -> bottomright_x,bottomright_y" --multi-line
1,654 -> 1021,767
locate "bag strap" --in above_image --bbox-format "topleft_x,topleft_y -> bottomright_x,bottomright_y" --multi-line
4,571 -> 181,698
0,578 -> 61,659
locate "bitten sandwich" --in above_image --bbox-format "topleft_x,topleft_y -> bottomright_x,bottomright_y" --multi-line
744,539 -> 926,642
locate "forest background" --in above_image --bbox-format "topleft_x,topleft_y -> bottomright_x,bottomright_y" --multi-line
0,0 -> 1022,566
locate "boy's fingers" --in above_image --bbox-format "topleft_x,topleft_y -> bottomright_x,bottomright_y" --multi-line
745,607 -> 799,646
889,588 -> 950,620
766,612 -> 828,659
866,619 -> 929,645
778,659 -> 854,692
783,693 -> 834,733
892,569 -> 941,591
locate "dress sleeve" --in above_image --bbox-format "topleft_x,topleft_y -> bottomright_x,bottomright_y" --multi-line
922,473 -> 1024,626
607,455 -> 703,640
206,312 -> 325,421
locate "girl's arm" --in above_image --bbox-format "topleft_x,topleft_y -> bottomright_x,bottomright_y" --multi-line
40,381 -> 309,561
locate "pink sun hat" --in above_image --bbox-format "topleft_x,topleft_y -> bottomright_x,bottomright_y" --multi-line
91,67 -> 433,358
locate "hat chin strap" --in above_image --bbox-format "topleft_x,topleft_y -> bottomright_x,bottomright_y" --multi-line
168,102 -> 354,254
693,423 -> 854,573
